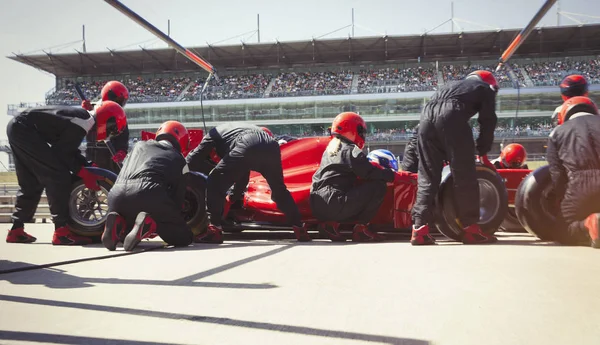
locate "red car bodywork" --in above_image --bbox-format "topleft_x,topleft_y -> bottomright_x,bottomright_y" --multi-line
141,130 -> 530,230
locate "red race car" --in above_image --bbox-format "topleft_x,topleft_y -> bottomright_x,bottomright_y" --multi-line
140,130 -> 533,241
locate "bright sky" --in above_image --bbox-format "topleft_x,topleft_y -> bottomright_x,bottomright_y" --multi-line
0,0 -> 597,143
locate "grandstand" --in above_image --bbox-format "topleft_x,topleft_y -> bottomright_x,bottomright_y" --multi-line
5,23 -> 600,144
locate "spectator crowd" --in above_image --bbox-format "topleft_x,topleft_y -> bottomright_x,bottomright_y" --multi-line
45,58 -> 599,105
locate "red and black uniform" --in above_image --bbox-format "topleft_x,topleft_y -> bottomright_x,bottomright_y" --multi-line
310,138 -> 394,224
186,122 -> 302,228
401,125 -> 419,173
107,139 -> 193,247
7,106 -> 94,229
86,119 -> 129,173
412,78 -> 498,229
547,112 -> 600,245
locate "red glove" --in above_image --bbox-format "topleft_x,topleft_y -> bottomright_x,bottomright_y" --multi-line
112,150 -> 127,164
77,167 -> 103,191
81,100 -> 94,111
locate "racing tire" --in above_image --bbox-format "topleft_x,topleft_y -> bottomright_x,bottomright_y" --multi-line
514,165 -> 564,241
184,172 -> 208,236
434,165 -> 508,241
499,207 -> 527,233
68,168 -> 116,237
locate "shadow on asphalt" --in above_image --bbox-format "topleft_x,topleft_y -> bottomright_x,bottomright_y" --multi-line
0,295 -> 432,345
0,245 -> 292,289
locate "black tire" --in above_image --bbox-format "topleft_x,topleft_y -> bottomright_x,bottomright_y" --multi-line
184,172 -> 208,236
499,207 -> 527,233
68,178 -> 114,237
514,165 -> 564,241
434,165 -> 508,241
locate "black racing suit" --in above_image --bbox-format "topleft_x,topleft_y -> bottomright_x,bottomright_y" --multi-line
186,122 -> 302,227
310,138 -> 395,224
107,140 -> 193,246
412,78 -> 498,228
401,125 -> 419,173
7,106 -> 94,227
86,108 -> 130,174
546,112 -> 600,245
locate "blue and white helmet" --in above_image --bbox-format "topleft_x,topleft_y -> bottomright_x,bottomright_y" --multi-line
367,149 -> 399,172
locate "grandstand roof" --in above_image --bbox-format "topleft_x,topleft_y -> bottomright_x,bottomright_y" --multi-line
8,23 -> 600,78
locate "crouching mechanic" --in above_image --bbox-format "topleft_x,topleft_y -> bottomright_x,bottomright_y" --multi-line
310,113 -> 397,242
491,143 -> 529,169
102,121 -> 194,251
82,81 -> 131,173
6,102 -> 127,245
186,122 -> 311,243
411,70 -> 499,246
546,96 -> 600,248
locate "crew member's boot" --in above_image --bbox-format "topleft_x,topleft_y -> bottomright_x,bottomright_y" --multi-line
102,212 -> 128,251
410,224 -> 436,246
52,226 -> 93,245
584,213 -> 600,249
318,222 -> 346,242
461,224 -> 497,244
195,224 -> 224,244
352,224 -> 385,242
123,212 -> 157,251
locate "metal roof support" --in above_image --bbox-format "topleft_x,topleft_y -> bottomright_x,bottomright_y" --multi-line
139,46 -> 171,71
13,53 -> 51,73
44,51 -> 80,75
106,48 -> 143,72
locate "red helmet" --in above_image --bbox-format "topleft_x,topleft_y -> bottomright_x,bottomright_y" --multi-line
156,121 -> 190,153
466,70 -> 499,92
500,143 -> 527,168
331,112 -> 367,149
560,74 -> 588,101
557,96 -> 599,126
260,127 -> 273,137
101,81 -> 129,107
95,101 -> 127,141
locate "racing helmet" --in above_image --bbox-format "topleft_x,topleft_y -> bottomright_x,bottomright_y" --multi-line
260,127 -> 273,137
331,112 -> 367,149
500,143 -> 527,168
466,70 -> 499,93
156,121 -> 190,153
94,101 -> 128,141
560,74 -> 588,101
367,149 -> 399,172
101,81 -> 129,107
557,96 -> 599,126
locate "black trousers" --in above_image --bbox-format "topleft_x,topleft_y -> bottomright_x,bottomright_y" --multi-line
411,117 -> 479,228
7,117 -> 73,227
207,133 -> 302,227
86,146 -> 120,174
310,180 -> 387,224
108,181 -> 193,246
557,174 -> 600,245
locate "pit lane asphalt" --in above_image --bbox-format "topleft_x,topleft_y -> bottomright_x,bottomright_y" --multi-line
1,224 -> 599,345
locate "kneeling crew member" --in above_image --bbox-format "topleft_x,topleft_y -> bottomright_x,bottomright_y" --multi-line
82,81 -> 131,173
103,121 -> 194,251
492,143 -> 529,169
547,96 -> 600,248
6,102 -> 127,245
411,70 -> 500,246
310,112 -> 397,242
186,122 -> 311,243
